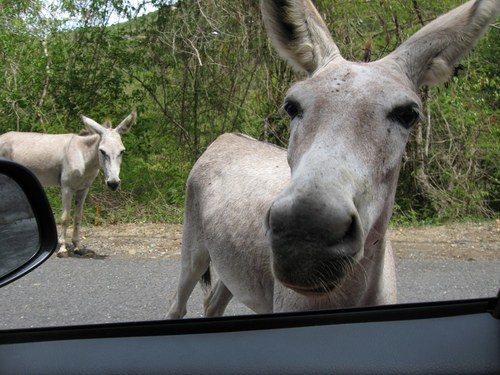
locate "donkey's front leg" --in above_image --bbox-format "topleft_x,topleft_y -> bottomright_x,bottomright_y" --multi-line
57,186 -> 73,257
72,187 -> 92,256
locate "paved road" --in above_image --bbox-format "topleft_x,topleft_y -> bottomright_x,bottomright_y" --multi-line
1,255 -> 498,329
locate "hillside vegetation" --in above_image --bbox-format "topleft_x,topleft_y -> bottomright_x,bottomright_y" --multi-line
1,0 -> 498,225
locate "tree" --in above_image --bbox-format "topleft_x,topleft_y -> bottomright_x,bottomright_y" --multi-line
0,0 -> 497,223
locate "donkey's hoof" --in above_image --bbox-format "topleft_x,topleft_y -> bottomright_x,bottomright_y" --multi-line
74,248 -> 96,258
56,251 -> 69,258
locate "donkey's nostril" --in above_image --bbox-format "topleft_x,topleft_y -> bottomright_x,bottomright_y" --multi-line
266,200 -> 291,237
325,214 -> 358,247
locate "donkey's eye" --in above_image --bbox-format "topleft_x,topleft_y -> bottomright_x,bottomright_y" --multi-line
283,100 -> 302,120
99,149 -> 107,157
388,104 -> 421,129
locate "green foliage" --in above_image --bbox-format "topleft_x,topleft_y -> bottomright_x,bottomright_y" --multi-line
396,27 -> 500,222
0,0 -> 498,225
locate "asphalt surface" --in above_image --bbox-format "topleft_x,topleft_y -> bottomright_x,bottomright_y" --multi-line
1,255 -> 499,329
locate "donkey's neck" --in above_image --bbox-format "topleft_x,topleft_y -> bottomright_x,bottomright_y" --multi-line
79,134 -> 101,173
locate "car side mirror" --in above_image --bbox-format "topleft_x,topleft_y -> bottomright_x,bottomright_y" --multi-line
0,158 -> 58,287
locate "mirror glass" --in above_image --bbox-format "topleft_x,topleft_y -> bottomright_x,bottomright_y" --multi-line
0,173 -> 39,278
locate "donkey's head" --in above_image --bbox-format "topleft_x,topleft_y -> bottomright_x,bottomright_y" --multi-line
262,0 -> 498,295
80,112 -> 137,191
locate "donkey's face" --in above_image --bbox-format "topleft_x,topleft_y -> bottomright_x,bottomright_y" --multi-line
268,59 -> 421,294
80,112 -> 137,191
262,0 -> 498,295
97,130 -> 126,191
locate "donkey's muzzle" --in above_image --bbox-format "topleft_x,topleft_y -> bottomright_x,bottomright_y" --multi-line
107,180 -> 120,191
266,192 -> 364,294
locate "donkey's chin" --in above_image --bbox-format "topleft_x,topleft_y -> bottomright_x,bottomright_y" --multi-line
272,253 -> 358,297
279,281 -> 338,297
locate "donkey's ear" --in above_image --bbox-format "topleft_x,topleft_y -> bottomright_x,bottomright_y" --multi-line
80,115 -> 106,135
115,111 -> 137,135
387,0 -> 499,88
261,0 -> 342,76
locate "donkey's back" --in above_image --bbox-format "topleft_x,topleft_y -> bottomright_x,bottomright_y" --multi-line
171,133 -> 289,316
187,133 -> 289,271
0,131 -> 98,187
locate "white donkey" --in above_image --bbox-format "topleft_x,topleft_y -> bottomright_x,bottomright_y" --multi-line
0,112 -> 136,257
168,0 -> 499,318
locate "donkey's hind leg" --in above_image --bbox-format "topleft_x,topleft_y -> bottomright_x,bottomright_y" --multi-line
204,279 -> 233,317
167,223 -> 210,319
